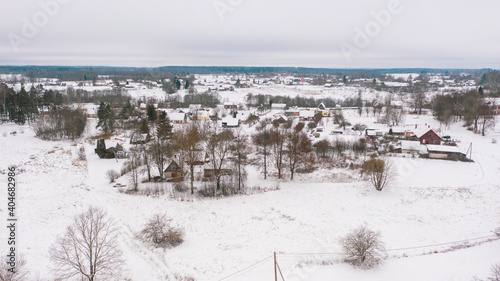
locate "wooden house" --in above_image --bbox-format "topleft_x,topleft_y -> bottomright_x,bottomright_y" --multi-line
164,161 -> 184,182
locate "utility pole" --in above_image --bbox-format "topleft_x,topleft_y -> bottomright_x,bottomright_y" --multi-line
274,252 -> 277,281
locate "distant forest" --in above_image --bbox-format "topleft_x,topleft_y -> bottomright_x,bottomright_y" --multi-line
0,65 -> 496,82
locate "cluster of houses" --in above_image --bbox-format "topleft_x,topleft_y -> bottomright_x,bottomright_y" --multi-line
270,103 -> 333,123
366,125 -> 468,161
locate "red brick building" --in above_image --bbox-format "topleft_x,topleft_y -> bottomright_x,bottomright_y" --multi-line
417,129 -> 442,145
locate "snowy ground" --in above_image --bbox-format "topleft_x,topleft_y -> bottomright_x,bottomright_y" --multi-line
1,111 -> 499,280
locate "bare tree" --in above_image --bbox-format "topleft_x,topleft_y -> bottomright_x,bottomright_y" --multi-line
363,156 -> 393,191
313,139 -> 331,159
140,144 -> 153,182
173,122 -> 204,195
139,213 -> 184,248
253,119 -> 272,179
149,130 -> 171,179
128,148 -> 141,192
411,92 -> 426,115
230,128 -> 249,191
489,263 -> 500,281
106,169 -> 120,183
0,255 -> 29,281
340,225 -> 387,269
270,120 -> 290,179
49,207 -> 123,281
206,123 -> 234,194
286,122 -> 312,180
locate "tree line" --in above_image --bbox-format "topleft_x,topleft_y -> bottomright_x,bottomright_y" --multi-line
432,90 -> 496,136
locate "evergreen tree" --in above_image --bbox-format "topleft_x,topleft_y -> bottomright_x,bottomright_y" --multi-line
96,102 -> 115,134
146,104 -> 157,122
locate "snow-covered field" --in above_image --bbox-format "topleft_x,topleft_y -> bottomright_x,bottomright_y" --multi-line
1,109 -> 499,280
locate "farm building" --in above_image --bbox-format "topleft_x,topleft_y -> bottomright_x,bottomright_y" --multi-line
425,145 -> 466,161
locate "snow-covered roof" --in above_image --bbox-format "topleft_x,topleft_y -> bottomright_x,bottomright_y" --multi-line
271,103 -> 287,109
299,110 -> 315,117
221,117 -> 239,127
414,128 -> 438,139
197,111 -> 210,118
401,140 -> 421,151
426,145 -> 461,154
168,113 -> 186,121
390,126 -> 406,134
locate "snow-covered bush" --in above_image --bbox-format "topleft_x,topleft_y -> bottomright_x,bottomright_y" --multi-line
106,169 -> 120,183
0,255 -> 29,281
340,225 -> 387,269
77,146 -> 86,161
140,214 -> 184,248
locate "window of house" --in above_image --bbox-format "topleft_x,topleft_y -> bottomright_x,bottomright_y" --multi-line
433,140 -> 437,144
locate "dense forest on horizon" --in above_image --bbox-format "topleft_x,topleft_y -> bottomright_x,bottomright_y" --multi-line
0,65 -> 496,81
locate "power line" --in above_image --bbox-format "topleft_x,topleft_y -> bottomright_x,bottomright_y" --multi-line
218,255 -> 273,281
218,234 -> 499,280
386,234 -> 498,252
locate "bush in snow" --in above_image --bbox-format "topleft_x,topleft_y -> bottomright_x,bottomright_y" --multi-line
78,146 -> 86,161
362,156 -> 394,191
106,169 -> 120,183
340,225 -> 387,269
0,255 -> 29,281
140,213 -> 184,248
490,264 -> 500,281
472,263 -> 500,281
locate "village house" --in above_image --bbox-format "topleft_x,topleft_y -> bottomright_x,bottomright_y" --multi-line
415,128 -> 442,145
400,140 -> 422,154
485,98 -> 500,115
299,110 -> 315,121
130,132 -> 150,145
271,103 -> 287,110
168,112 -> 187,124
164,161 -> 184,182
196,110 -> 210,121
284,108 -> 300,117
223,102 -> 237,109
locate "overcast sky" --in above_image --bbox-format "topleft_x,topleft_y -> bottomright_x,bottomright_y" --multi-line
0,0 -> 499,69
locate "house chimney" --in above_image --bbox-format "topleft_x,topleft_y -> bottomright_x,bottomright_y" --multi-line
415,124 -> 417,129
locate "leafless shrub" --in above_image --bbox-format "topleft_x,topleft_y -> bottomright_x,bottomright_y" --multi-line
49,206 -> 123,280
140,213 -> 184,248
106,169 -> 120,183
362,156 -> 394,191
0,255 -> 29,281
77,146 -> 86,161
489,263 -> 500,281
174,182 -> 188,193
340,225 -> 387,269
